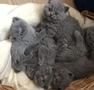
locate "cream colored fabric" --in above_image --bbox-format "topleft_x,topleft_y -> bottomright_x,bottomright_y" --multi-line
0,3 -> 94,41
0,0 -> 75,8
0,3 -> 94,90
0,40 -> 11,79
0,3 -> 44,41
67,4 -> 94,28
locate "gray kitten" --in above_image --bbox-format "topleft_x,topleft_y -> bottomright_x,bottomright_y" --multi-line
32,30 -> 86,90
34,65 -> 53,90
25,0 -> 69,88
25,46 -> 39,79
52,56 -> 94,90
55,14 -> 87,62
10,17 -> 45,72
52,67 -> 74,90
56,29 -> 87,62
35,0 -> 69,65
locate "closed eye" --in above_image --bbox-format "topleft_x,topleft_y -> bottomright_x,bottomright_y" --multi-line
20,24 -> 23,28
55,12 -> 58,15
20,32 -> 23,36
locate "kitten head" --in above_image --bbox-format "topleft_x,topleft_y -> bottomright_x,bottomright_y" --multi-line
10,17 -> 35,42
52,67 -> 74,90
86,27 -> 94,49
43,0 -> 69,22
34,65 -> 53,89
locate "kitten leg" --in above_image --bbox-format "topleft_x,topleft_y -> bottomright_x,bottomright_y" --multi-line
56,31 -> 86,62
20,54 -> 33,63
74,30 -> 87,52
85,27 -> 94,49
35,30 -> 46,44
38,45 -> 55,65
38,45 -> 47,65
74,31 -> 83,44
11,58 -> 26,73
24,44 -> 38,56
26,66 -> 37,79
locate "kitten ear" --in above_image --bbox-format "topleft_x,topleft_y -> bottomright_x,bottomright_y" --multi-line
9,36 -> 16,42
12,17 -> 19,23
64,6 -> 69,13
68,72 -> 74,79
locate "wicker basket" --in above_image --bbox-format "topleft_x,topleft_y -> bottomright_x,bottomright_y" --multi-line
65,74 -> 94,90
1,74 -> 94,90
0,83 -> 14,90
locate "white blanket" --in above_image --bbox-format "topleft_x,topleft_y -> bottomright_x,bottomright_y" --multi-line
0,3 -> 94,90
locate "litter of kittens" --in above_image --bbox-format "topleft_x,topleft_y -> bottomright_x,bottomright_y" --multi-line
0,0 -> 94,90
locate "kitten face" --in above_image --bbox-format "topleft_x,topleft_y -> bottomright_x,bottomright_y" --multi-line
43,0 -> 69,22
34,65 -> 53,89
53,68 -> 74,90
10,17 -> 28,42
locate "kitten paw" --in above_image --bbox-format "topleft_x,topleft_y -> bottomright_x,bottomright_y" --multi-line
38,61 -> 44,66
74,31 -> 83,42
74,31 -> 81,37
62,39 -> 68,45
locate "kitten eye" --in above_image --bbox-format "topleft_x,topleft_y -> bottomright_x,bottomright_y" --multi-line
20,32 -> 23,36
20,24 -> 23,28
55,12 -> 58,15
49,8 -> 52,11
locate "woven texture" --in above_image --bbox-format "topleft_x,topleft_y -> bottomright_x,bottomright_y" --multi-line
0,83 -> 14,90
81,10 -> 94,20
65,74 -> 94,90
1,74 -> 94,90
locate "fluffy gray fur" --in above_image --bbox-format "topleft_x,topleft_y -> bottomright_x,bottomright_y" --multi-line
84,26 -> 94,61
25,0 -> 88,89
25,0 -> 69,88
25,45 -> 39,79
52,67 -> 74,90
32,30 -> 87,89
52,29 -> 94,90
52,56 -> 94,90
55,15 -> 87,62
33,29 -> 91,90
10,17 -> 45,72
34,65 -> 53,90
34,0 -> 69,65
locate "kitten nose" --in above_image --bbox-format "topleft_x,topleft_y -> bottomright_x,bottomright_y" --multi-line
50,12 -> 54,16
50,13 -> 53,16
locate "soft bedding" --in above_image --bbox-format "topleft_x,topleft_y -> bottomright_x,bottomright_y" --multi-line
0,3 -> 94,90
